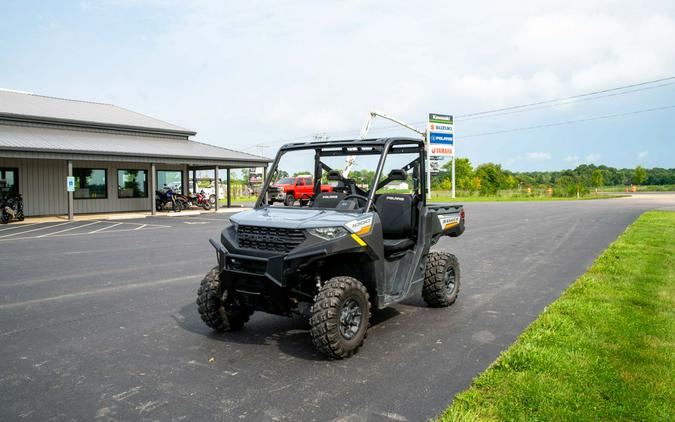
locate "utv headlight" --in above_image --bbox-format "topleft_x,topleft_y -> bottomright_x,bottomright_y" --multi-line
344,215 -> 373,236
308,226 -> 349,240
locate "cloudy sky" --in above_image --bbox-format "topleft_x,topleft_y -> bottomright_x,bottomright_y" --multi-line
1,0 -> 674,171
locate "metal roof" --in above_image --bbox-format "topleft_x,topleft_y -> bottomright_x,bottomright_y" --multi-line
0,124 -> 270,165
0,89 -> 195,136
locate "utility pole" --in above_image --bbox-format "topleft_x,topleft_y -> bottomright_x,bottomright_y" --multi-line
254,143 -> 270,157
313,132 -> 330,142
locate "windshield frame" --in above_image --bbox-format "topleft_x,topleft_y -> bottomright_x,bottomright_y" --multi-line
255,137 -> 426,212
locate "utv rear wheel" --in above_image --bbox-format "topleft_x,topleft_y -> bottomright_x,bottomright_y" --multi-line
17,210 -> 24,221
422,251 -> 460,307
196,267 -> 253,331
310,276 -> 371,359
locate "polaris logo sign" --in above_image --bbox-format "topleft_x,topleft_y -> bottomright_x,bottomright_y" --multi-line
427,113 -> 454,157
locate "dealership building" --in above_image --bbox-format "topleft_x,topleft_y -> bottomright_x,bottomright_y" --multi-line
0,89 -> 270,217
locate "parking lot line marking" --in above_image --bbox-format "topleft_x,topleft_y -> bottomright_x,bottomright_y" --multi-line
0,221 -> 73,238
0,274 -> 202,311
177,216 -> 231,222
0,222 -> 51,233
89,222 -> 123,233
0,225 -> 166,242
134,224 -> 147,230
36,221 -> 101,237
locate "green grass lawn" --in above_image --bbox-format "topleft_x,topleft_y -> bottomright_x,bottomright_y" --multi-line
601,184 -> 675,192
439,211 -> 675,421
430,194 -> 623,202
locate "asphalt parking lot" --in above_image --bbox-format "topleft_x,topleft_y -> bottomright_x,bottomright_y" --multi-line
1,196 -> 673,421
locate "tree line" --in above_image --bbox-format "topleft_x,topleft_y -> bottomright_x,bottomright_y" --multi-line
433,159 -> 675,196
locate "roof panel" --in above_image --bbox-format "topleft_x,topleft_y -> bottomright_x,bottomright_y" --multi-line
0,90 -> 194,134
0,124 -> 270,163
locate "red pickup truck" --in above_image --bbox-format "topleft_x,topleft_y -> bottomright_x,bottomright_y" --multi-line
268,175 -> 333,206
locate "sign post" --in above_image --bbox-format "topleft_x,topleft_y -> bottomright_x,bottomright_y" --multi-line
427,113 -> 455,198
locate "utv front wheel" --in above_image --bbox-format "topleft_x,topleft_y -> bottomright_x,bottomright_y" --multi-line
196,267 -> 253,331
310,276 -> 371,359
422,251 -> 460,307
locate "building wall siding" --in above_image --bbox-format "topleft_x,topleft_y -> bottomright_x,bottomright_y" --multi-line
0,157 -> 67,216
0,157 -> 185,216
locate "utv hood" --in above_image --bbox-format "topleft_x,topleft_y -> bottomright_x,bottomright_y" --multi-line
230,207 -> 364,230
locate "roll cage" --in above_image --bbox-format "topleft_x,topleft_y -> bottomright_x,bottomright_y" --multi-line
254,137 -> 427,212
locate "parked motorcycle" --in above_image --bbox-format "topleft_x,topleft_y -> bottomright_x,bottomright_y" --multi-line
173,192 -> 192,210
173,190 -> 212,211
191,190 -> 212,210
155,187 -> 182,212
0,194 -> 24,224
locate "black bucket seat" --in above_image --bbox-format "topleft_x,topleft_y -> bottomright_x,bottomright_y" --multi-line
375,194 -> 415,254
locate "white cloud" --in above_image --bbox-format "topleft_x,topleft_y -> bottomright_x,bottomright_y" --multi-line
89,0 -> 675,149
564,155 -> 580,162
525,152 -> 552,160
585,153 -> 602,162
638,151 -> 649,159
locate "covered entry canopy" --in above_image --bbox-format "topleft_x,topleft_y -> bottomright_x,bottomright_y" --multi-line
0,89 -> 271,218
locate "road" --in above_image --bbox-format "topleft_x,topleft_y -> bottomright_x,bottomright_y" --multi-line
0,195 -> 673,421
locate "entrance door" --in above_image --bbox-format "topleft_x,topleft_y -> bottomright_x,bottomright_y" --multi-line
0,168 -> 18,199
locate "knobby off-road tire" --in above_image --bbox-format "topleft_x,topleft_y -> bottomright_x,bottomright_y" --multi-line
310,276 -> 371,359
196,267 -> 253,331
422,251 -> 460,307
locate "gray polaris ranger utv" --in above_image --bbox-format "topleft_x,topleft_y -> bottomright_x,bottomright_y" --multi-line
197,137 -> 465,358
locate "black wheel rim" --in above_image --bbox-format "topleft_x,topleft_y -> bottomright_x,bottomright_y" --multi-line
339,298 -> 363,340
446,267 -> 456,294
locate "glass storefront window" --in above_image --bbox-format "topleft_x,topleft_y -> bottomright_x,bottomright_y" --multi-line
0,168 -> 18,200
157,170 -> 182,192
73,168 -> 107,199
118,169 -> 148,198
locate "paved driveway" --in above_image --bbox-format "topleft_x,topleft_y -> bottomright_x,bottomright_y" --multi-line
0,196 -> 673,421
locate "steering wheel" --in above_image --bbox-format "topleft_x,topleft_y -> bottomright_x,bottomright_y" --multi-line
343,194 -> 378,213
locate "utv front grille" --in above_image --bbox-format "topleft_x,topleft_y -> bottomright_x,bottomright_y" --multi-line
236,225 -> 306,252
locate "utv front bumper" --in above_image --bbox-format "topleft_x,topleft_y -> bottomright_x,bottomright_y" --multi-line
208,223 -> 374,315
208,229 -> 328,315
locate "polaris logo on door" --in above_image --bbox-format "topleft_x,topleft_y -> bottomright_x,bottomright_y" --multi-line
385,196 -> 405,201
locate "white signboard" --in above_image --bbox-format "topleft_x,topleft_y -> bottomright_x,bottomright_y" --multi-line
66,176 -> 75,192
427,113 -> 454,157
429,159 -> 441,174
